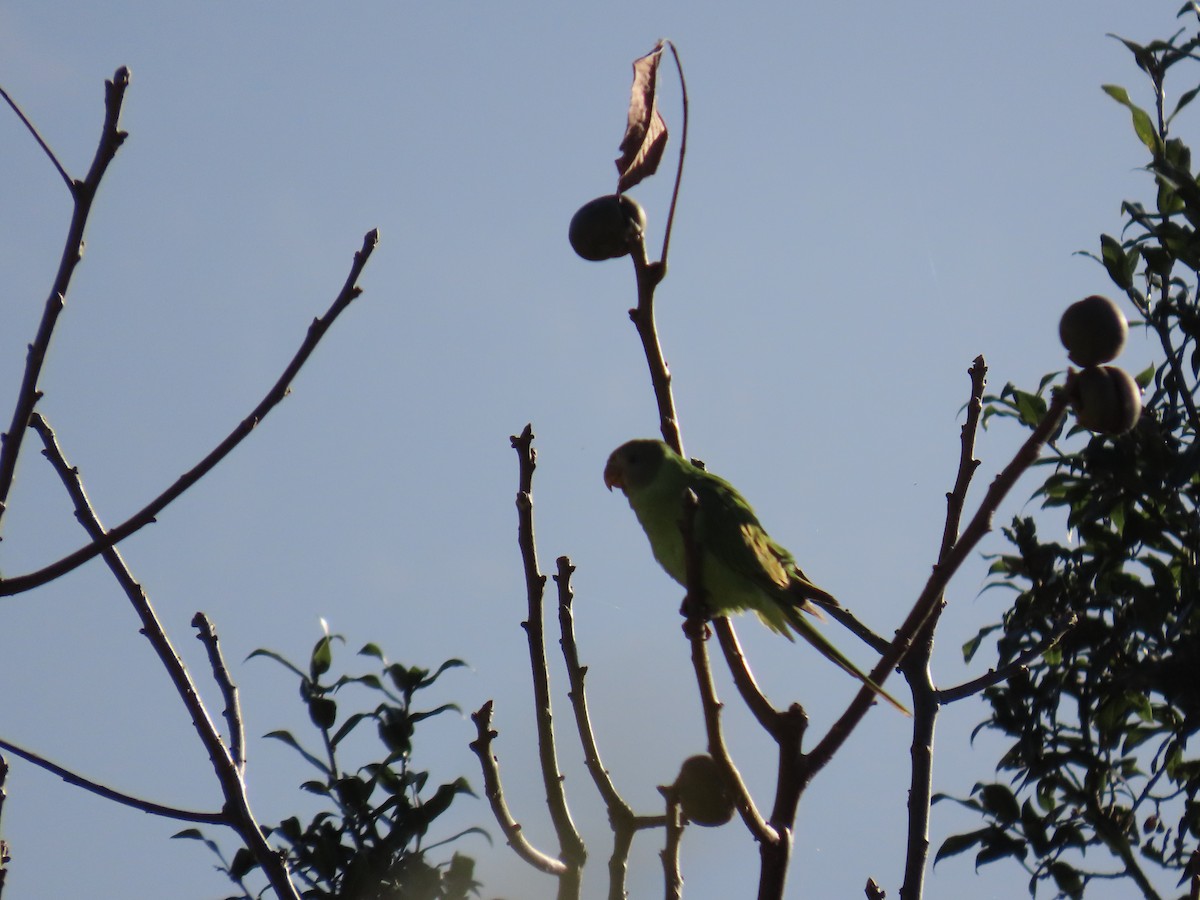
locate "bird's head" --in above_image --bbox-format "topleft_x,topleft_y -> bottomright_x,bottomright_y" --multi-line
604,439 -> 670,494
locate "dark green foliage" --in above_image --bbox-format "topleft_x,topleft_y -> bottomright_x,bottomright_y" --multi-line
177,634 -> 484,900
940,12 -> 1200,898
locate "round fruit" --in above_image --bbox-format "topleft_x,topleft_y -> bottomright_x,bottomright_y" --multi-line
669,754 -> 735,827
1070,366 -> 1142,435
568,194 -> 646,261
1059,295 -> 1128,367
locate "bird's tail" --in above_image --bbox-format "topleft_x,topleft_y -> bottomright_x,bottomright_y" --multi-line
788,612 -> 910,716
787,573 -> 840,618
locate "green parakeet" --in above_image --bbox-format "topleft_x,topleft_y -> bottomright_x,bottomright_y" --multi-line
604,438 -> 907,714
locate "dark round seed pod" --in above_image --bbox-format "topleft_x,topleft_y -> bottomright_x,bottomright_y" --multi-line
1070,366 -> 1142,434
568,194 -> 646,261
668,755 -> 735,827
1059,295 -> 1128,367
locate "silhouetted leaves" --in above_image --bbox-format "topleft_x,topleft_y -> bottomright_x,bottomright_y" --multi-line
943,20 -> 1200,898
185,635 -> 482,899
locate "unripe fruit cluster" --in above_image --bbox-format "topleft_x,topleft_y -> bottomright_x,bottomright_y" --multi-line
1058,295 -> 1140,434
568,194 -> 647,261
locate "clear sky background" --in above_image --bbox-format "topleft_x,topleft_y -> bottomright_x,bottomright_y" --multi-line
0,3 -> 1180,898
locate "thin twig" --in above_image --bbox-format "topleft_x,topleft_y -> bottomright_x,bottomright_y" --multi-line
510,426 -> 587,889
468,701 -> 568,877
0,68 -> 130,535
29,413 -> 300,900
0,83 -> 72,190
811,604 -> 891,656
556,556 -> 634,818
0,737 -> 224,825
192,613 -> 246,773
934,614 -> 1076,704
658,42 -> 688,268
0,229 -> 379,596
711,619 -> 782,736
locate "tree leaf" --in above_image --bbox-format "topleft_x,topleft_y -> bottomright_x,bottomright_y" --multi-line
1170,84 -> 1200,124
264,729 -> 331,775
934,828 -> 989,865
615,41 -> 669,192
1102,84 -> 1165,156
310,634 -> 337,678
978,783 -> 1021,824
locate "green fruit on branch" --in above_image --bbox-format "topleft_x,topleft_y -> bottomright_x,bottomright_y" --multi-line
1070,366 -> 1142,435
568,194 -> 646,261
668,755 -> 735,827
1059,295 -> 1128,367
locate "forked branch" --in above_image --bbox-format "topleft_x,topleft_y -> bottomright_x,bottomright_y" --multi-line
29,413 -> 299,900
0,229 -> 379,596
0,68 -> 130,533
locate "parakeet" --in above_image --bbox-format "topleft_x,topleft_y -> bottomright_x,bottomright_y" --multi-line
604,438 -> 907,714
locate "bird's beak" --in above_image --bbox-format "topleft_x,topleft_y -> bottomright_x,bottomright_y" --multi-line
603,459 -> 622,492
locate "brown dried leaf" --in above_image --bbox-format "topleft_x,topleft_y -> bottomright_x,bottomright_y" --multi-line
615,41 -> 669,192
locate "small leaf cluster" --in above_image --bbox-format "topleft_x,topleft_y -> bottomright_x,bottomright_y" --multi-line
941,13 -> 1200,899
178,634 -> 483,900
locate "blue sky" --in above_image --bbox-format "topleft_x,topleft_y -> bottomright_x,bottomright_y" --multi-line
0,3 -> 1178,898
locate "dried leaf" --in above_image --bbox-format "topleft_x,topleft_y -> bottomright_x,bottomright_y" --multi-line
615,41 -> 669,192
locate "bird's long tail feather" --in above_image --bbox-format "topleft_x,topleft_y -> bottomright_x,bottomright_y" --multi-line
789,612 -> 910,716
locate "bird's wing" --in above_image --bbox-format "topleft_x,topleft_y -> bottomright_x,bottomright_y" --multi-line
691,472 -> 831,613
690,473 -> 789,590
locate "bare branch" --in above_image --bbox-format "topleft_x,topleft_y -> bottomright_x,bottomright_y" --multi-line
711,619 -> 783,735
510,427 -> 586,879
606,823 -> 637,900
556,555 -> 633,819
0,68 -> 130,535
468,701 -> 568,877
627,238 -> 680,456
192,613 -> 246,773
0,737 -> 223,825
808,370 -> 1073,776
659,798 -> 684,900
818,604 -> 892,656
0,229 -> 379,596
939,356 -> 988,561
659,42 -> 688,268
898,355 -> 987,900
0,753 -> 9,900
29,413 -> 300,900
556,555 -> 668,898
935,614 -> 1076,704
